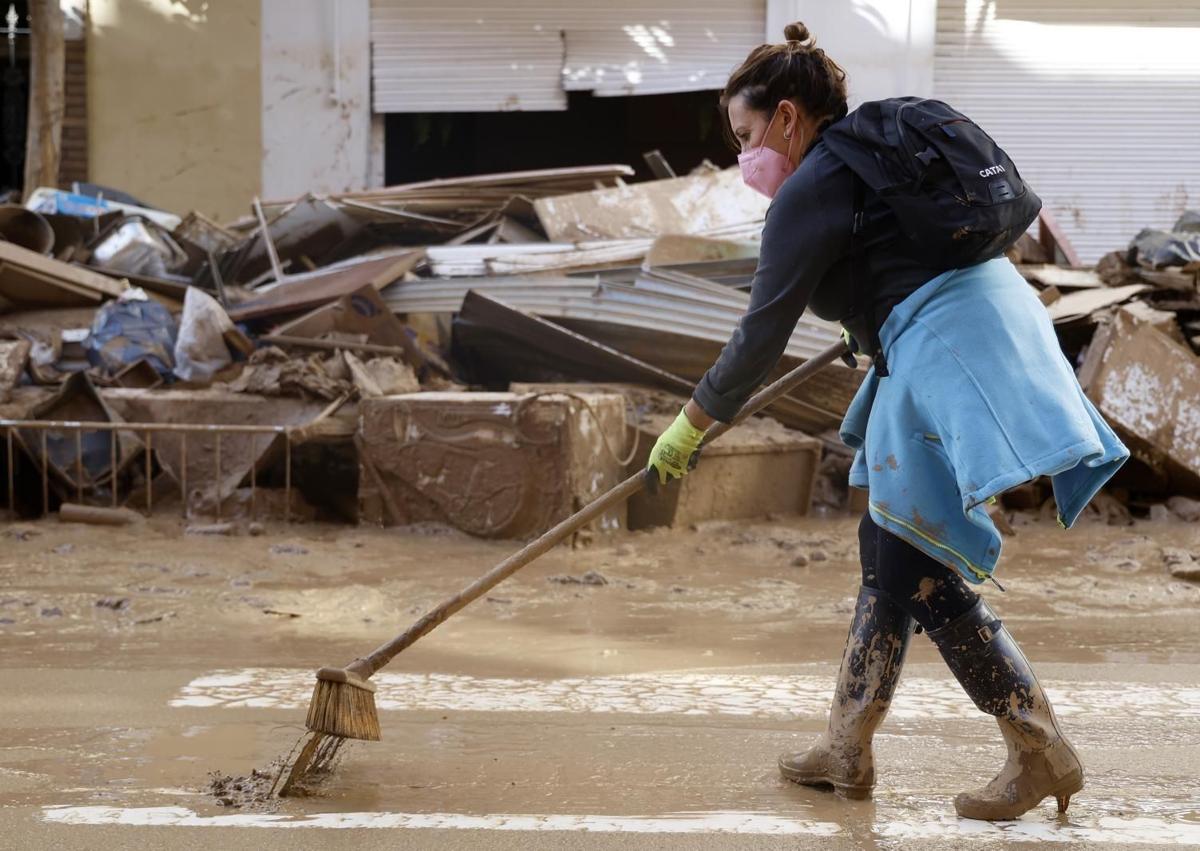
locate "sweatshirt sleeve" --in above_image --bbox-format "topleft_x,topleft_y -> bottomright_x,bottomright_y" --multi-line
692,150 -> 852,423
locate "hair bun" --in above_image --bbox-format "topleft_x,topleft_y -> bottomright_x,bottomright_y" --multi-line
783,22 -> 814,46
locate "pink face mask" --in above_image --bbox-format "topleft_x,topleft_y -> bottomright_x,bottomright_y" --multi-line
738,109 -> 800,198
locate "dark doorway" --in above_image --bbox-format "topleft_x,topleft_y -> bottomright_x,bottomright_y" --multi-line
1,0 -> 31,197
383,89 -> 737,186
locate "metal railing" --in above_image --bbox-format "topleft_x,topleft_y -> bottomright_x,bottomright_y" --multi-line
1,419 -> 294,523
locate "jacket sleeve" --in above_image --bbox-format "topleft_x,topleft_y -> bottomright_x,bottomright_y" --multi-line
692,158 -> 851,423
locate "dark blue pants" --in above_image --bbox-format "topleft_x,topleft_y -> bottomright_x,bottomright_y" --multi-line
858,512 -> 979,632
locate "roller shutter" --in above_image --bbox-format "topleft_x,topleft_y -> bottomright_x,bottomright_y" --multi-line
934,1 -> 1200,262
370,0 -> 766,112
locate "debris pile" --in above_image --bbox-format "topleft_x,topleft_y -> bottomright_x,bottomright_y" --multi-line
1,169 -> 1198,533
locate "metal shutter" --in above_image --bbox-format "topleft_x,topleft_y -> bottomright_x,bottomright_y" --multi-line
934,1 -> 1200,263
371,0 -> 766,113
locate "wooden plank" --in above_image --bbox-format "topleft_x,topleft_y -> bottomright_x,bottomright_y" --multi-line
534,168 -> 769,242
23,0 -> 65,198
227,251 -> 422,323
1045,283 -> 1149,323
0,240 -> 127,305
1022,264 -> 1103,289
0,261 -> 103,307
1037,208 -> 1082,268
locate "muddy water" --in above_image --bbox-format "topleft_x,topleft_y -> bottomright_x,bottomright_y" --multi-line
2,511 -> 1199,848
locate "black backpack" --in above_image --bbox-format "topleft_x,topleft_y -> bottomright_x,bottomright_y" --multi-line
824,97 -> 1041,267
822,97 -> 1041,373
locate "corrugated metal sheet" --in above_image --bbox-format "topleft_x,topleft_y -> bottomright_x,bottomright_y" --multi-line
933,1 -> 1200,263
371,0 -> 766,112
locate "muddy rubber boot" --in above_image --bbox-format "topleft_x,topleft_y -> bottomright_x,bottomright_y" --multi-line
927,598 -> 1084,820
778,586 -> 915,799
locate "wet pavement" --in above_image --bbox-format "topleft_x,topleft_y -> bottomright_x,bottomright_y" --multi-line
1,511 -> 1199,849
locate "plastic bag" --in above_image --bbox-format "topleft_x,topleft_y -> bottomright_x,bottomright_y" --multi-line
173,287 -> 234,383
86,287 -> 177,377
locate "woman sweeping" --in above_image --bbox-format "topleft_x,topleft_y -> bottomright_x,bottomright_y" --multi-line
646,22 -> 1129,821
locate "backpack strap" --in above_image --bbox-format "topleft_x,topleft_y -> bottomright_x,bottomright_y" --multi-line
850,175 -> 889,377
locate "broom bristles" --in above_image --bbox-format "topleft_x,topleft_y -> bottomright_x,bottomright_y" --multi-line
305,676 -> 381,741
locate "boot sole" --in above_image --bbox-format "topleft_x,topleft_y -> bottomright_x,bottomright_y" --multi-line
778,764 -> 872,800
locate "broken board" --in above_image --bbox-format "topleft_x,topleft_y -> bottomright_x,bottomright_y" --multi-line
1078,309 -> 1200,492
534,168 -> 769,242
0,239 -> 128,308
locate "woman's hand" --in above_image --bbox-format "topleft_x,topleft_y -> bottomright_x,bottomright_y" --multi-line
646,406 -> 709,488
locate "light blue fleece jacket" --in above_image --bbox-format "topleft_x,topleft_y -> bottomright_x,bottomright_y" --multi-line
841,257 -> 1129,583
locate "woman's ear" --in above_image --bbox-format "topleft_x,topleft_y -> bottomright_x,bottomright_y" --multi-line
778,99 -> 800,140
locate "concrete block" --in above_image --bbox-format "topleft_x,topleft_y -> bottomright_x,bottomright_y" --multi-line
358,390 -> 628,538
626,412 -> 821,529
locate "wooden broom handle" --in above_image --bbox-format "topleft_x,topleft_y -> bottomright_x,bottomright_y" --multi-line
350,341 -> 851,679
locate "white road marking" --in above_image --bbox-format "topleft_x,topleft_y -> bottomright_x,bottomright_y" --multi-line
39,806 -> 1200,844
170,669 -> 1200,721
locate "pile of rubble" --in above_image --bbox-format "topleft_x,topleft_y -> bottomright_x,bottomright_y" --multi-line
0,167 -> 1197,535
1006,211 -> 1200,516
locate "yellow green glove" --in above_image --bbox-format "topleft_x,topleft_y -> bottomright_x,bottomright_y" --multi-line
646,407 -> 707,488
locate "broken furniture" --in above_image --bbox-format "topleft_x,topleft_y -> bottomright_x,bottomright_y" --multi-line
358,390 -> 629,538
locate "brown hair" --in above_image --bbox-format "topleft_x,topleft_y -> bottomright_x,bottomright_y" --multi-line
720,22 -> 848,148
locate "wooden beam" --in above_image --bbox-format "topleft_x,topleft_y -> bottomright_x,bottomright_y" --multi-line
23,0 -> 66,198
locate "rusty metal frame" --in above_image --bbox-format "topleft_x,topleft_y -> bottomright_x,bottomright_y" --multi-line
1,419 -> 294,523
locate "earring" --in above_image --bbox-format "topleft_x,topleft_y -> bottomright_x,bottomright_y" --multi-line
783,131 -> 791,140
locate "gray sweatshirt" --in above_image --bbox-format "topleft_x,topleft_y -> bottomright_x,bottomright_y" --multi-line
692,140 -> 948,423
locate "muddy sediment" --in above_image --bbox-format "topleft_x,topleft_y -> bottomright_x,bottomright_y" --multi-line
1,510 -> 1199,847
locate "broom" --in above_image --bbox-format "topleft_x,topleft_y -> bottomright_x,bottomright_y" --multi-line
283,340 -> 853,791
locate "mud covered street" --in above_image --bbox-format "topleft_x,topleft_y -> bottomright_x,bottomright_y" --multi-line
0,512 -> 1197,849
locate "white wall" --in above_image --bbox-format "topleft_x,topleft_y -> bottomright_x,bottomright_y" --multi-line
260,0 -> 377,200
765,0 -> 936,107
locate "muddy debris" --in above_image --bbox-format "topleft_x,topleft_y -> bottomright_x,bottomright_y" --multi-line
1164,548 -> 1200,582
1162,548 -> 1195,567
1167,496 -> 1200,522
134,611 -> 175,625
39,607 -> 62,618
187,522 -> 237,536
206,768 -> 279,811
809,549 -> 829,562
549,570 -> 609,586
270,543 -> 309,556
791,554 -> 809,567
95,597 -> 131,611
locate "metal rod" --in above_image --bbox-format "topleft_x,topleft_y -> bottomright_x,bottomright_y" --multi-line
145,431 -> 153,514
74,430 -> 82,503
6,427 -> 13,515
263,334 -> 412,358
180,433 -> 188,519
110,430 -> 117,507
250,440 -> 256,521
206,248 -> 229,308
40,430 -> 47,516
214,433 -> 221,523
284,431 -> 292,525
252,197 -> 287,285
0,419 -> 287,435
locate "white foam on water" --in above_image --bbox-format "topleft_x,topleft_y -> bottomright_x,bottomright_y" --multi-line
40,807 -> 836,835
168,669 -> 1200,721
39,806 -> 1200,843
